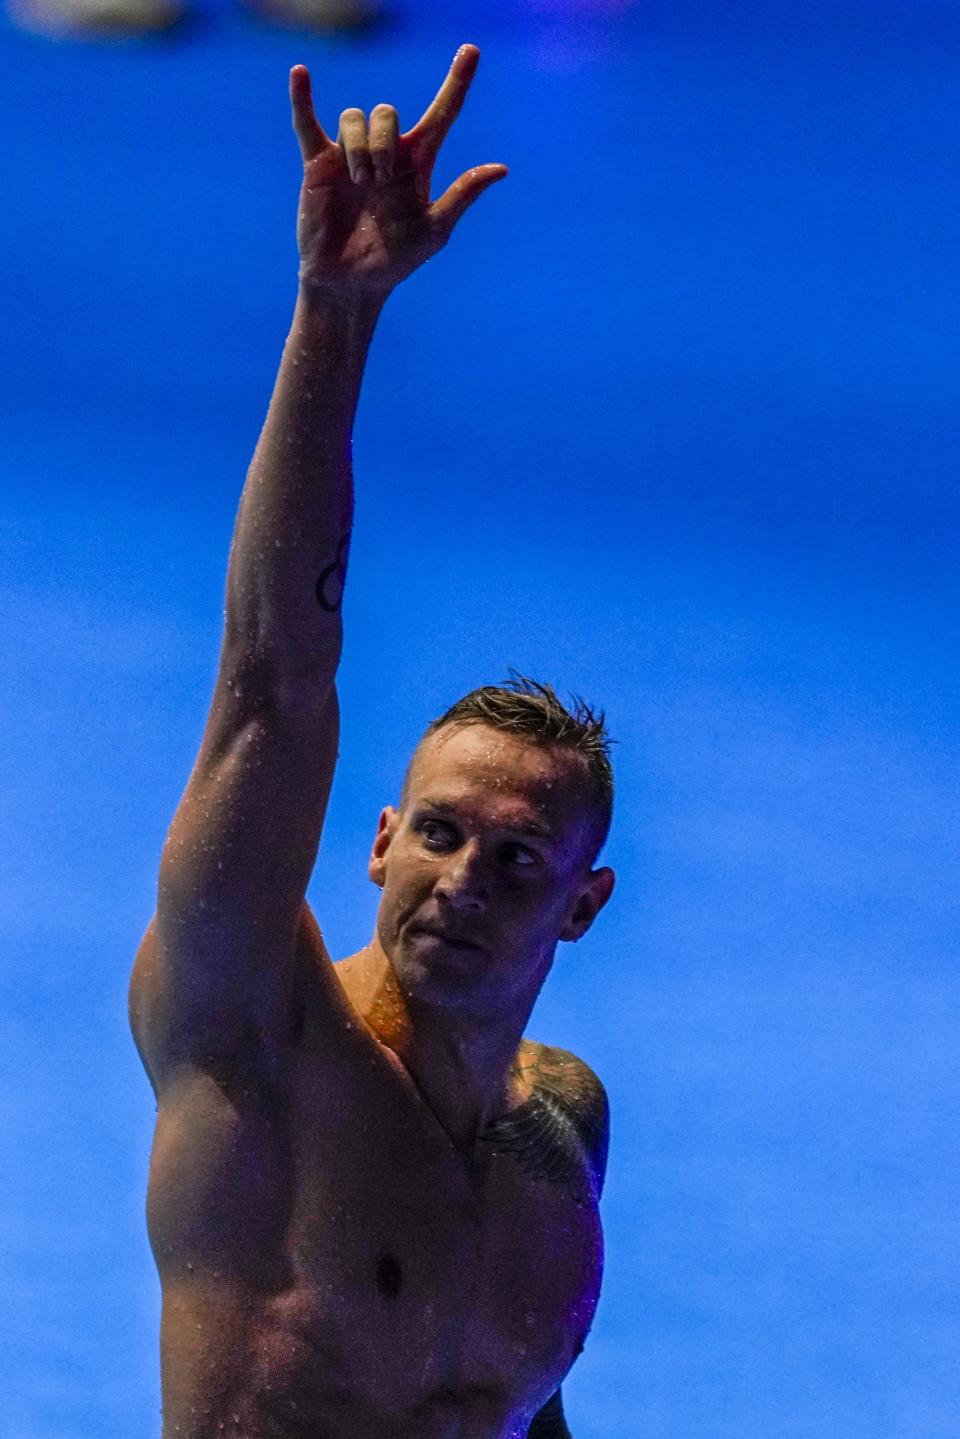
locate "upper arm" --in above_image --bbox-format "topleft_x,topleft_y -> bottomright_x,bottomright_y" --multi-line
524,1062 -> 607,1439
158,659 -> 340,933
565,1053 -> 610,1199
130,656 -> 346,1093
530,1044 -> 611,1199
517,1051 -> 608,1439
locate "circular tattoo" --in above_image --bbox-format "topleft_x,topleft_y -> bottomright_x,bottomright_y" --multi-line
316,535 -> 350,612
375,1250 -> 403,1299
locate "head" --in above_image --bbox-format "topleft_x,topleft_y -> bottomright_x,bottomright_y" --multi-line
368,677 -> 616,1010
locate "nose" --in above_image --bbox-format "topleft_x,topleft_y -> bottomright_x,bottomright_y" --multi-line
434,841 -> 487,913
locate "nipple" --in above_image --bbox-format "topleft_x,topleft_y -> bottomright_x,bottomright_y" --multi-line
375,1250 -> 403,1299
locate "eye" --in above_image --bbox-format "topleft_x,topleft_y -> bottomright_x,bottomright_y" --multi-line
417,818 -> 458,850
499,843 -> 538,869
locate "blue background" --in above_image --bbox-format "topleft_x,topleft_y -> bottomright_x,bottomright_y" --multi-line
1,1 -> 958,1435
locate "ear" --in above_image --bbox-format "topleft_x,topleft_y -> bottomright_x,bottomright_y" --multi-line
559,866 -> 615,943
368,806 -> 399,888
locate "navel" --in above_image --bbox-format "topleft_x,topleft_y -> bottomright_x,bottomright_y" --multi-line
375,1250 -> 403,1299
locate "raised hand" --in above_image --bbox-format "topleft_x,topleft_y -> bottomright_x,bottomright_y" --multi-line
290,44 -> 508,301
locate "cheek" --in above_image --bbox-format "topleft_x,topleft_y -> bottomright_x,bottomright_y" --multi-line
375,874 -> 409,951
521,879 -> 577,932
500,881 -> 565,932
380,850 -> 433,909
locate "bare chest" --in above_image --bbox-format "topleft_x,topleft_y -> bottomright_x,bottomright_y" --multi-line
248,1038 -> 604,1421
150,1016 -> 604,1436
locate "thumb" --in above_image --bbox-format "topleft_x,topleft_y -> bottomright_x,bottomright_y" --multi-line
430,163 -> 509,242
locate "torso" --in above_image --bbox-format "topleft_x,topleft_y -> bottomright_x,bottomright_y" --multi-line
146,936 -> 605,1439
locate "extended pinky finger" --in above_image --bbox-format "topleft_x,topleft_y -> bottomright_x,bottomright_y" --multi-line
290,65 -> 333,162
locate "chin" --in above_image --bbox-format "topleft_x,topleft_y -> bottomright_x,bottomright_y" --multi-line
393,943 -> 500,1010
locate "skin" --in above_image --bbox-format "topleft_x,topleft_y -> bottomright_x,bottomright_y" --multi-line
348,722 -> 614,1151
130,46 -> 614,1439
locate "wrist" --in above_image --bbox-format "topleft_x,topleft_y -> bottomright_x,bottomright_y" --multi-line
296,274 -> 388,332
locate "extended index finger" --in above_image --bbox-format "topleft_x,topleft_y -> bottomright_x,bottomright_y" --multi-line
406,44 -> 480,158
290,65 -> 334,163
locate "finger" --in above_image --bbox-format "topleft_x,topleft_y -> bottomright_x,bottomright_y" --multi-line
430,162 -> 508,241
406,43 -> 480,161
337,108 -> 372,185
369,104 -> 399,183
290,65 -> 333,164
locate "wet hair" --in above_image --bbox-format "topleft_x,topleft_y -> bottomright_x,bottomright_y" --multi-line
406,673 -> 614,862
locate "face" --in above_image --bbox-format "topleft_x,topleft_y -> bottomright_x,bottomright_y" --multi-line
368,724 -> 615,1007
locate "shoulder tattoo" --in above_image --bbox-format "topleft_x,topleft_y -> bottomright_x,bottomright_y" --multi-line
478,1046 -> 610,1207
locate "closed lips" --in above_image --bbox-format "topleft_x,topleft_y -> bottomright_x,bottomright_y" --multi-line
412,925 -> 480,949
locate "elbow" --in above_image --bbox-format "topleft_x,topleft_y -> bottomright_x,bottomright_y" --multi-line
220,629 -> 343,700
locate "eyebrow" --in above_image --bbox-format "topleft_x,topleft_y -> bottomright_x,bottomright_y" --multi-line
416,798 -> 555,841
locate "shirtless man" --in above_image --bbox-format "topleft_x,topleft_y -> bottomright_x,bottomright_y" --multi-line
129,44 -> 616,1439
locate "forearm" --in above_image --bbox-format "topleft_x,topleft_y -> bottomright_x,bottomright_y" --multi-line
219,43 -> 502,683
223,282 -> 385,677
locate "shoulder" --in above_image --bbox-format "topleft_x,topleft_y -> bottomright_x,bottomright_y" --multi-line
516,1041 -> 611,1196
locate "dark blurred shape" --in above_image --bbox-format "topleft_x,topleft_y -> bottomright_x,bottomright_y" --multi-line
236,0 -> 380,32
6,0 -> 379,37
7,0 -> 183,36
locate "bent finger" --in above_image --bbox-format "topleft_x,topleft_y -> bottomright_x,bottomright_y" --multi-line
337,108 -> 372,184
369,104 -> 399,182
290,65 -> 333,163
430,163 -> 508,240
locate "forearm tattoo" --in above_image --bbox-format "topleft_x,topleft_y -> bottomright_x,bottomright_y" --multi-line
316,534 -> 350,612
478,1046 -> 609,1209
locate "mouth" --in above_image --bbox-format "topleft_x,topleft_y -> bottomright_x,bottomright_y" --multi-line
408,924 -> 483,953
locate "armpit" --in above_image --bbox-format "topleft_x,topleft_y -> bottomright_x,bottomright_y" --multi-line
526,1386 -> 573,1438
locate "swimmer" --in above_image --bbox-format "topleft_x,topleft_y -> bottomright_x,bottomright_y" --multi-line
129,44 -> 615,1439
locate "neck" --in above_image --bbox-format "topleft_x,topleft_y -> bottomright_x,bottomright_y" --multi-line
337,936 -> 547,1151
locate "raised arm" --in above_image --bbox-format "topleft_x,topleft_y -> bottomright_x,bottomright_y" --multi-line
228,44 -> 507,671
129,47 -> 507,1095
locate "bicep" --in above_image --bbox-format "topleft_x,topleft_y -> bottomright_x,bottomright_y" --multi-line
159,665 -> 340,933
131,665 -> 346,1091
